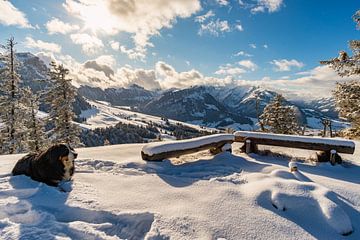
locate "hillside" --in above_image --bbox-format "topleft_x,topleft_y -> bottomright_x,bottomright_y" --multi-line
0,142 -> 359,239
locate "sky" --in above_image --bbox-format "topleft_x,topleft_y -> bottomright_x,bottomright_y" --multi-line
0,0 -> 359,99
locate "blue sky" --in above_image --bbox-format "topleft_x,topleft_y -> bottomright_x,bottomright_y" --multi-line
0,0 -> 359,98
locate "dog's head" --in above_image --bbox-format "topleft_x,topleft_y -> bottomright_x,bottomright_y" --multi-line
48,143 -> 78,163
44,143 -> 78,179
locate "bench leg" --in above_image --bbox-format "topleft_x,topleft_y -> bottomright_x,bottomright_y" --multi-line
240,139 -> 258,154
316,150 -> 342,165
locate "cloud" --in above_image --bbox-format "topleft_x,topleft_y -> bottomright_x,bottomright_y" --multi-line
251,0 -> 283,14
156,61 -> 233,89
115,66 -> 160,90
0,1 -> 32,28
271,59 -> 304,72
35,52 -> 57,66
24,37 -> 61,53
249,43 -> 256,49
215,60 -> 257,77
64,0 -> 201,59
83,55 -> 116,78
45,18 -> 80,34
195,10 -> 215,23
238,60 -> 257,71
70,33 -> 104,55
109,40 -> 120,51
215,65 -> 247,76
233,51 -> 252,57
199,19 -> 230,36
235,24 -> 244,31
263,44 -> 268,49
216,0 -> 229,6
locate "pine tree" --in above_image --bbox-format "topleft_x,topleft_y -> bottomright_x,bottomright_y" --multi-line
259,94 -> 300,134
0,37 -> 28,154
320,10 -> 360,137
46,61 -> 81,145
23,87 -> 48,152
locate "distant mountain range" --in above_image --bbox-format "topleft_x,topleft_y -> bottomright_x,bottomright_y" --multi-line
2,52 -> 347,131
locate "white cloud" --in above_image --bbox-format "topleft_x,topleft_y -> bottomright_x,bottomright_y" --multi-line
119,45 -> 146,61
215,65 -> 247,76
238,60 -> 257,71
251,0 -> 283,14
156,61 -> 233,89
24,37 -> 61,53
109,40 -> 120,51
0,1 -> 32,28
64,0 -> 201,58
249,43 -> 256,49
45,18 -> 80,34
235,24 -> 244,31
70,33 -> 104,55
233,51 -> 252,57
271,59 -> 304,72
199,19 -> 230,36
263,44 -> 268,48
216,0 -> 229,6
195,10 -> 215,23
35,52 -> 57,66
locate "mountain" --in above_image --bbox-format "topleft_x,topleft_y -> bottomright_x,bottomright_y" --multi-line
141,86 -> 253,128
78,84 -> 156,107
4,51 -> 347,132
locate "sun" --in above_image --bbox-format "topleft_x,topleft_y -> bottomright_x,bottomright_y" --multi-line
80,2 -> 117,34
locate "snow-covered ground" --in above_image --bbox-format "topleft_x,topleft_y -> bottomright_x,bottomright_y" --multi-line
79,100 -> 217,134
0,141 -> 359,239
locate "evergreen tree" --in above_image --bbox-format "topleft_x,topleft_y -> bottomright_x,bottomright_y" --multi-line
259,94 -> 300,134
46,61 -> 81,145
23,87 -> 48,152
320,10 -> 360,137
0,37 -> 28,154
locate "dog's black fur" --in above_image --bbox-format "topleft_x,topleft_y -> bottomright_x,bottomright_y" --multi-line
12,144 -> 77,186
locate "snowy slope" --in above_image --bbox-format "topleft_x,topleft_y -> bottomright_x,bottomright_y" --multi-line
79,99 -> 217,133
0,141 -> 359,239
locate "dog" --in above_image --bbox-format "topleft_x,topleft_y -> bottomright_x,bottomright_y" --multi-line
12,144 -> 78,186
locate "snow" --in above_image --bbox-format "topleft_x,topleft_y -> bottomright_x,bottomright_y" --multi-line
0,141 -> 359,239
79,100 -> 217,133
235,131 -> 356,148
142,134 -> 234,156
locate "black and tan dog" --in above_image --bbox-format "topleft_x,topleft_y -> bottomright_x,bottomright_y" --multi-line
12,144 -> 78,186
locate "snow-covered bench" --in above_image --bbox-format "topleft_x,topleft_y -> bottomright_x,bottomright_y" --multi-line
234,131 -> 355,164
141,134 -> 234,161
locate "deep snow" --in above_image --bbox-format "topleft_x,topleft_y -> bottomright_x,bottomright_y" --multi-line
0,142 -> 359,240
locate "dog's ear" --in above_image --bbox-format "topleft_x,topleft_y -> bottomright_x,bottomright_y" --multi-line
46,144 -> 69,162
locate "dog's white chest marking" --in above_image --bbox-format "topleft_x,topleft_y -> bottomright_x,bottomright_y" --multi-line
63,159 -> 73,181
62,151 -> 75,181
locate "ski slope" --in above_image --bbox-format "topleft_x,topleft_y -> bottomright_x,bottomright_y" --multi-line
0,142 -> 359,239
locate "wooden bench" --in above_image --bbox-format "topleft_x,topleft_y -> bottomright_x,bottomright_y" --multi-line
234,131 -> 356,164
141,134 -> 234,161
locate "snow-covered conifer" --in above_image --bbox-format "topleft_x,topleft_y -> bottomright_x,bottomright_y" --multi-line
259,94 -> 300,134
320,11 -> 360,136
46,61 -> 81,145
0,37 -> 28,154
23,87 -> 48,152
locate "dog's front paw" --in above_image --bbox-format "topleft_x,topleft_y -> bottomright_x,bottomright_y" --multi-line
58,180 -> 73,192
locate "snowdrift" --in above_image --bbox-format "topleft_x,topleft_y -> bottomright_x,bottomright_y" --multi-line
0,142 -> 359,239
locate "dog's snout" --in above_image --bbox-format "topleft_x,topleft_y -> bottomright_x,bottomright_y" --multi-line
73,152 -> 78,159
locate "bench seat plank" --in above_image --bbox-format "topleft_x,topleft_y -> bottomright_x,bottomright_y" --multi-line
141,134 -> 234,161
